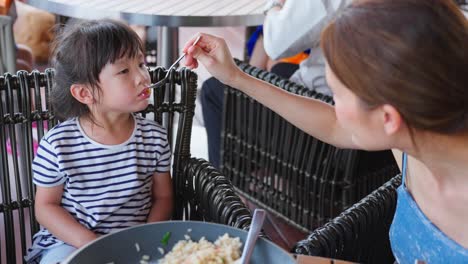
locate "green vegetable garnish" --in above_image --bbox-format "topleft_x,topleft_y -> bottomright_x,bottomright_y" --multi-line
161,231 -> 171,246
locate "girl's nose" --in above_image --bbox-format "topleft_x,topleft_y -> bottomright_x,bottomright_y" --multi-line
138,66 -> 151,86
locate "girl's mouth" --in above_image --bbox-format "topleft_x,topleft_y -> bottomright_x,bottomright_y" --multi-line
138,88 -> 151,98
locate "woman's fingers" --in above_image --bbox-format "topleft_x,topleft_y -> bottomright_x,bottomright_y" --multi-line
183,33 -> 240,86
182,34 -> 200,53
184,54 -> 197,69
187,46 -> 214,66
184,33 -> 219,65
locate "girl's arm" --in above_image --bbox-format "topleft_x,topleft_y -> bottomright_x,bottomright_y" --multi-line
35,185 -> 97,248
147,171 -> 173,222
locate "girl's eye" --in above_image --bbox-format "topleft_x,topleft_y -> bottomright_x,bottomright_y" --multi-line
118,69 -> 129,74
139,62 -> 146,68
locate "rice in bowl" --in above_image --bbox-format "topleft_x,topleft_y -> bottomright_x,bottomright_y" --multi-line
159,233 -> 242,264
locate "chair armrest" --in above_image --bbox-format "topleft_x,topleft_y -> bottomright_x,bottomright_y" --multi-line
293,175 -> 402,264
182,157 -> 252,230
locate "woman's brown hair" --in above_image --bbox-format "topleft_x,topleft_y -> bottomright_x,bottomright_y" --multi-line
321,0 -> 468,134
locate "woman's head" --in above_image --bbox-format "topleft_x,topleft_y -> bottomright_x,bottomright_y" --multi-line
321,0 -> 468,141
51,19 -> 148,121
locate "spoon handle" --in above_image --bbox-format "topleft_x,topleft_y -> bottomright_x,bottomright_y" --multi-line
168,53 -> 186,72
147,35 -> 202,90
167,35 -> 202,72
240,209 -> 266,264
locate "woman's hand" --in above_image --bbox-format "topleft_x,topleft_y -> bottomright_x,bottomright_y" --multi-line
183,33 -> 244,87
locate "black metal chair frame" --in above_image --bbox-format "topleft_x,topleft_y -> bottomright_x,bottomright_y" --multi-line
0,67 -> 251,264
221,59 -> 400,232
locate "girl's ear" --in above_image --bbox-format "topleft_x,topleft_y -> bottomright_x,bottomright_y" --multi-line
70,84 -> 94,105
381,104 -> 402,136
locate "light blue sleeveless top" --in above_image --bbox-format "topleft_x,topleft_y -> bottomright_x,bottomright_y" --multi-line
389,153 -> 468,264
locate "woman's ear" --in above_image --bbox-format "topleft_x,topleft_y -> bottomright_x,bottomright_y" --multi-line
70,84 -> 94,105
381,104 -> 402,136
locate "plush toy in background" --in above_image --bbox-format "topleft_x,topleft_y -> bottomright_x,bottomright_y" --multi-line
1,0 -> 34,71
14,1 -> 55,64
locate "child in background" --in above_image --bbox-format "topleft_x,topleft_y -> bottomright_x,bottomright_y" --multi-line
25,19 -> 173,264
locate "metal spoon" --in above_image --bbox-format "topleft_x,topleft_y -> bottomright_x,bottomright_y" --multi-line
239,209 -> 266,264
147,35 -> 201,89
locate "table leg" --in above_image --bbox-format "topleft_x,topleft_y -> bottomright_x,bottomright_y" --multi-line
157,26 -> 179,68
156,26 -> 179,144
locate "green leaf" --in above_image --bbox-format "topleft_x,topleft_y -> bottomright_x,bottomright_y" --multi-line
161,231 -> 171,246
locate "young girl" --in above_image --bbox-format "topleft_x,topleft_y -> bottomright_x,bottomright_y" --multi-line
25,19 -> 173,264
184,0 -> 468,263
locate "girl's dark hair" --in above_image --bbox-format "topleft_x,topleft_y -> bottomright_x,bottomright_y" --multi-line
321,0 -> 468,134
50,19 -> 144,121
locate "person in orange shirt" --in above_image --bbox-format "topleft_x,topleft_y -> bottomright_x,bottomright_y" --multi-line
247,25 -> 308,72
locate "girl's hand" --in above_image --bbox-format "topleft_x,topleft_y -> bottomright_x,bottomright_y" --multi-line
183,33 -> 243,87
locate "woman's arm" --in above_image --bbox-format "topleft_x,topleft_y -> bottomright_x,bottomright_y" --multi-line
184,34 -> 357,149
234,70 -> 355,148
147,171 -> 173,222
35,185 -> 97,248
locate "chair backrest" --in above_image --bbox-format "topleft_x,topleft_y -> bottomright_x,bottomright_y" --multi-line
0,67 -> 197,264
221,60 -> 400,232
0,15 -> 16,74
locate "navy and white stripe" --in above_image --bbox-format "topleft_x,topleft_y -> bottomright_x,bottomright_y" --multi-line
25,115 -> 171,262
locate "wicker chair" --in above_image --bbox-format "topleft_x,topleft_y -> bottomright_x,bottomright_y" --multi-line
0,67 -> 251,264
293,175 -> 401,264
221,60 -> 400,232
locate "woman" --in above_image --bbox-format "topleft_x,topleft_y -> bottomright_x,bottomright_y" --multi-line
183,0 -> 468,263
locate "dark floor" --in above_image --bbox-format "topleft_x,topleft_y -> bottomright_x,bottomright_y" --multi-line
242,197 -> 308,252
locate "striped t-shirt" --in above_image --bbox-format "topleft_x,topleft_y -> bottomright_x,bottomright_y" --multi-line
25,115 -> 171,262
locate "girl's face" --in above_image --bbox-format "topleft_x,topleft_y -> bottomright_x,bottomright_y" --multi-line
95,52 -> 151,114
325,65 -> 391,150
